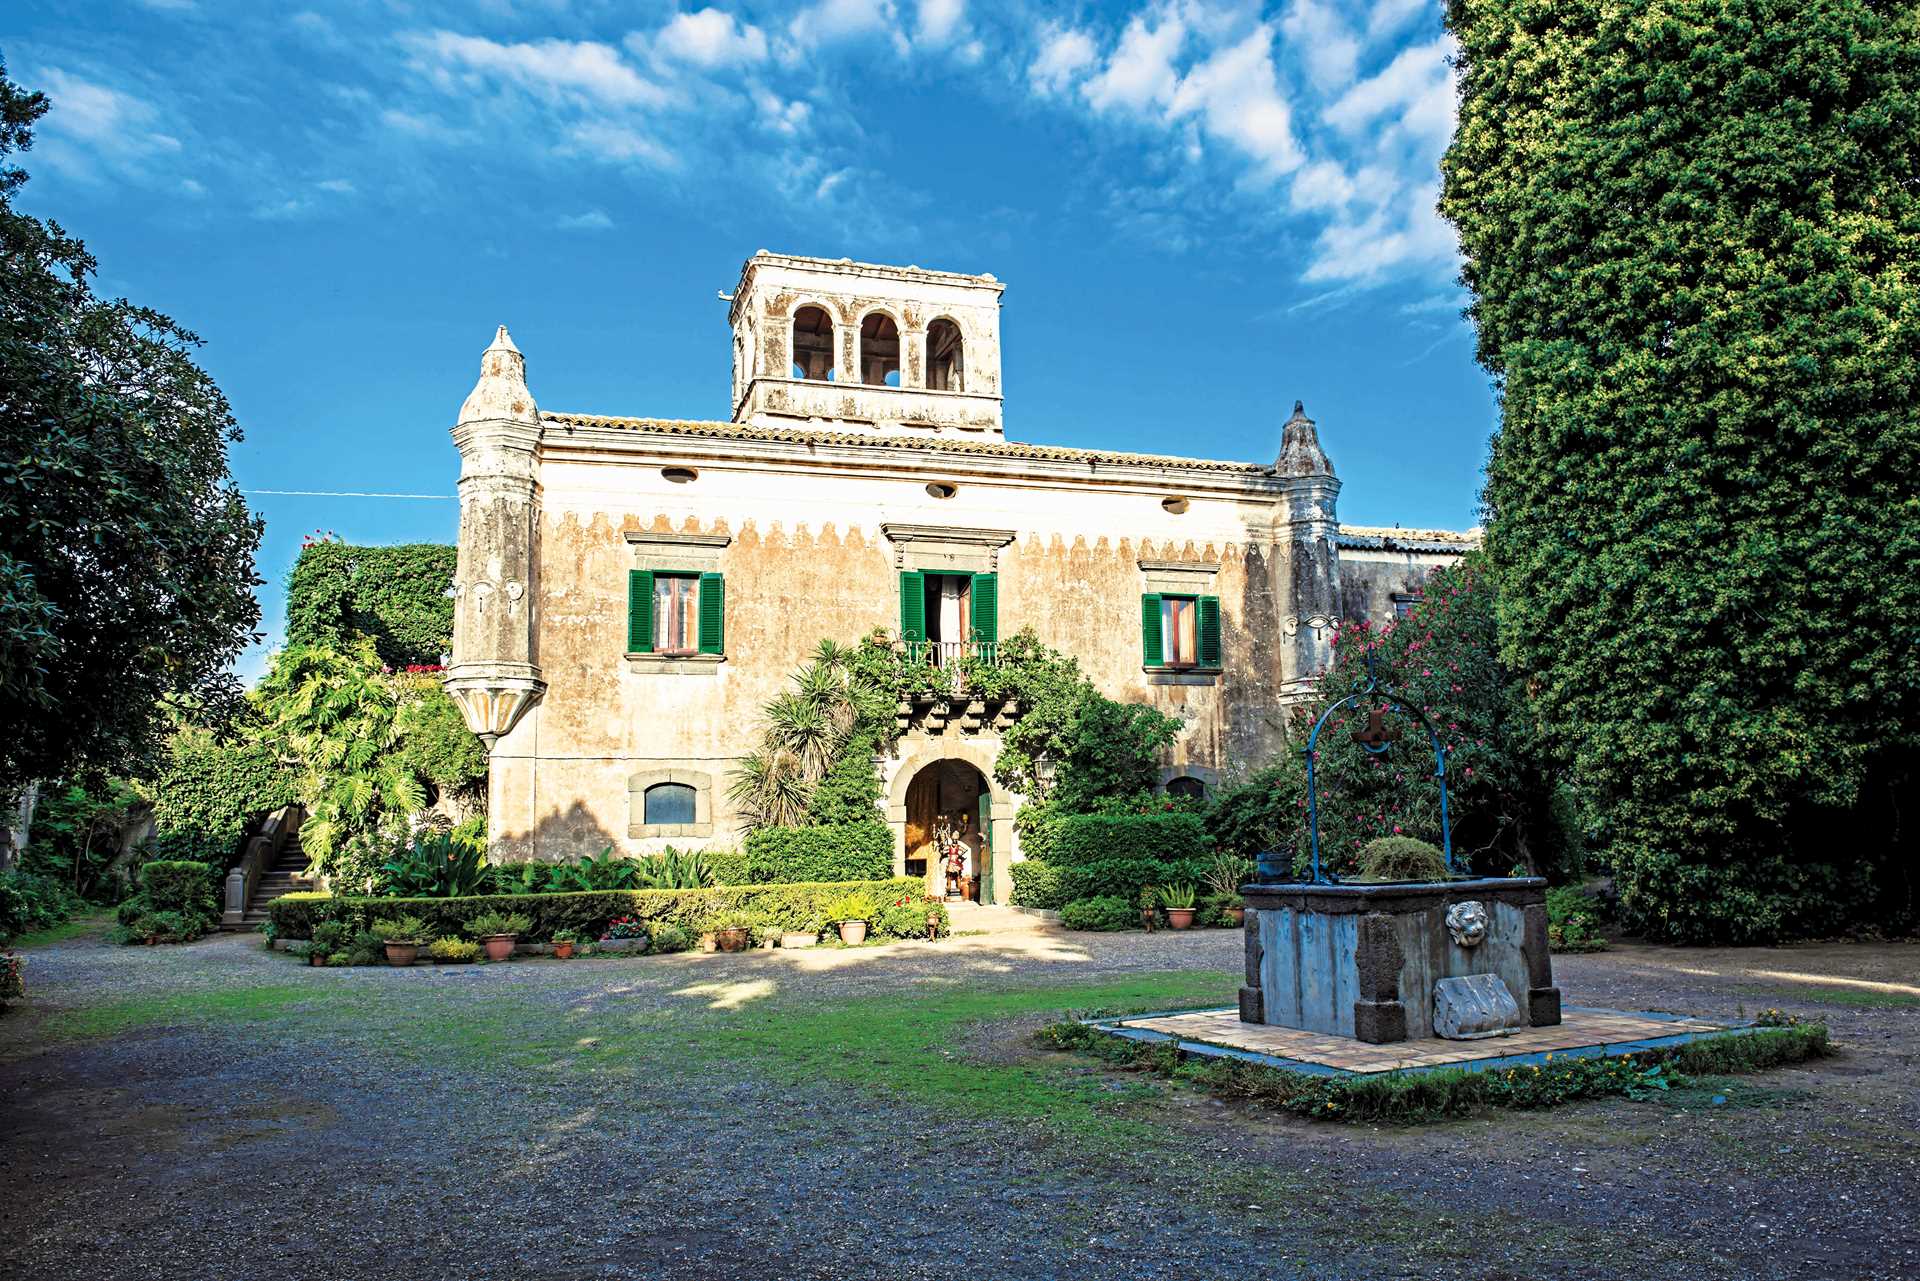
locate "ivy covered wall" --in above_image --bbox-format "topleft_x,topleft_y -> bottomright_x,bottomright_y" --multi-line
285,541 -> 458,668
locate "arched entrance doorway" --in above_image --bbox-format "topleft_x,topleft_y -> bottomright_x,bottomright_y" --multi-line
903,759 -> 993,903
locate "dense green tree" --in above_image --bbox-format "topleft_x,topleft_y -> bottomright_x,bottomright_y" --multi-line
1440,0 -> 1920,940
0,61 -> 262,804
284,540 -> 458,667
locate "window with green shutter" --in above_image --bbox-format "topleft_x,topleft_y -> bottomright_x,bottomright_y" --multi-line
628,570 -> 655,653
1197,594 -> 1221,668
970,572 -> 998,644
697,572 -> 725,654
1140,593 -> 1163,667
899,570 -> 926,641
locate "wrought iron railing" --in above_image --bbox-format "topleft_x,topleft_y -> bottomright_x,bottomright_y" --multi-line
903,639 -> 1000,668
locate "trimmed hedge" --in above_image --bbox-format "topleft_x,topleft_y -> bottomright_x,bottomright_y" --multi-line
1048,812 -> 1211,904
116,859 -> 221,944
268,877 -> 927,942
1060,895 -> 1136,931
705,849 -> 750,885
1008,859 -> 1068,910
743,822 -> 892,884
1051,812 -> 1208,864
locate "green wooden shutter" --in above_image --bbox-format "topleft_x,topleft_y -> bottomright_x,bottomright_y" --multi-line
627,570 -> 655,653
1198,595 -> 1222,668
697,572 -> 725,655
1140,593 -> 1163,667
899,570 -> 926,641
970,572 -> 998,644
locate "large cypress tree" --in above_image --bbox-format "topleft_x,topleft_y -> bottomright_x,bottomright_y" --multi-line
1440,1 -> 1920,941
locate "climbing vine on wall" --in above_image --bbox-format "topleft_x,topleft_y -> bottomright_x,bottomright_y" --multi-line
285,540 -> 458,668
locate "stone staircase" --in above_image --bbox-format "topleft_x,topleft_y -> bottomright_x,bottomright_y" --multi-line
237,832 -> 315,928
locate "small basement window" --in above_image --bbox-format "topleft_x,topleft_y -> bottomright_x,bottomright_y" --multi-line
643,782 -> 696,826
1167,776 -> 1206,801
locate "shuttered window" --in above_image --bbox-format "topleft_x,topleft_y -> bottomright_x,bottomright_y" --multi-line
899,570 -> 927,641
629,568 -> 724,657
970,572 -> 998,644
1144,592 -> 1222,669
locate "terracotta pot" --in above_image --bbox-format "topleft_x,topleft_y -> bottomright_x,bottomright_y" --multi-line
481,934 -> 517,962
308,952 -> 324,966
838,919 -> 869,945
1140,909 -> 1157,930
714,926 -> 751,953
552,940 -> 576,960
1165,908 -> 1196,930
383,940 -> 419,967
1224,906 -> 1246,927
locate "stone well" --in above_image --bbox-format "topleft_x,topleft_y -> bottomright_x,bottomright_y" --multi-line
1237,878 -> 1562,1044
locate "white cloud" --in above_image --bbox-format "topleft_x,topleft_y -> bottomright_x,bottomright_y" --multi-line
1084,14 -> 1185,113
1029,25 -> 1096,95
751,87 -> 812,136
1287,159 -> 1356,212
563,121 -> 675,167
316,177 -> 355,194
916,0 -> 964,45
405,32 -> 667,109
1324,38 -> 1451,135
1279,0 -> 1360,94
1166,25 -> 1301,176
787,0 -> 896,49
556,209 -> 615,230
651,9 -> 769,67
1367,0 -> 1436,41
1303,178 -> 1455,283
29,68 -> 182,183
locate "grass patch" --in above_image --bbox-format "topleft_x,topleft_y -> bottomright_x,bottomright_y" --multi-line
1778,986 -> 1920,1009
1039,1022 -> 1833,1125
51,984 -> 321,1038
10,913 -> 108,948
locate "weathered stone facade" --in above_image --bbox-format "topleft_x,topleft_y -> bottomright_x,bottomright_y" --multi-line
445,253 -> 1474,900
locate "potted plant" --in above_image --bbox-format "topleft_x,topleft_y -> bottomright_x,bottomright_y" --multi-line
1138,885 -> 1159,931
1204,853 -> 1252,926
370,914 -> 429,966
709,911 -> 754,953
551,928 -> 580,960
469,910 -> 532,962
1158,883 -> 1198,930
826,891 -> 875,945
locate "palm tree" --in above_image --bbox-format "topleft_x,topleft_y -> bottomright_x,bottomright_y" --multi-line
729,648 -> 862,831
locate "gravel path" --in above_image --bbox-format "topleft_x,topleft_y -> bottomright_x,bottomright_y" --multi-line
1,922 -> 1914,1280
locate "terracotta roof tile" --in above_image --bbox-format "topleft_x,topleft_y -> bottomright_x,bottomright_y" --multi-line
540,412 -> 1271,474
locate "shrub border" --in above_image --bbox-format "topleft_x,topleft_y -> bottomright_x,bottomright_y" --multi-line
1038,1017 -> 1831,1124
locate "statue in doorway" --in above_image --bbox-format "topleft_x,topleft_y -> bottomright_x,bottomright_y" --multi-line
936,816 -> 967,900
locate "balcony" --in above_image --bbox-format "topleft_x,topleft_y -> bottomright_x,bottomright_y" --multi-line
903,639 -> 1000,668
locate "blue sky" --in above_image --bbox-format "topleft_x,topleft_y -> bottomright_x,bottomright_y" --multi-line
8,1 -> 1490,678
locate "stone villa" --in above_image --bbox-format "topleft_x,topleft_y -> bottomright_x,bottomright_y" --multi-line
444,252 -> 1474,902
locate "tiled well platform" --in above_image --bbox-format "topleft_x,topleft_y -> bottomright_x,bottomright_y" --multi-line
1089,1007 -> 1735,1078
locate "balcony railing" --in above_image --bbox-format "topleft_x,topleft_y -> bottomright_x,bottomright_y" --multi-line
903,639 -> 1000,668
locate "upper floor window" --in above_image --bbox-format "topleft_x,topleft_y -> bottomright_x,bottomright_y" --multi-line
926,318 -> 964,391
899,569 -> 997,666
627,569 -> 724,657
861,312 -> 901,386
1391,593 -> 1423,619
1141,593 -> 1221,670
792,305 -> 835,381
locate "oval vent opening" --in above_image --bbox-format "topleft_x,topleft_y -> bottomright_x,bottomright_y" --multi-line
1161,496 -> 1190,514
662,467 -> 698,484
926,481 -> 958,499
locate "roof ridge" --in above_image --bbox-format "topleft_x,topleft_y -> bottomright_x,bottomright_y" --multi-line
539,411 -> 1270,474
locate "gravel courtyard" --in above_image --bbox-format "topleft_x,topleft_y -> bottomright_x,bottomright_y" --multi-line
1,921 -> 1915,1280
